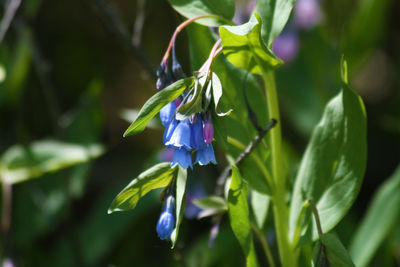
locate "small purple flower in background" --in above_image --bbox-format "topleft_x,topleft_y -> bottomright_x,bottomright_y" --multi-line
158,148 -> 175,162
294,0 -> 322,30
156,194 -> 176,240
272,32 -> 299,63
185,184 -> 206,219
232,0 -> 256,25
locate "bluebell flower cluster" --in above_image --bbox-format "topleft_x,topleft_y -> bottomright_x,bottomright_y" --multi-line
156,194 -> 176,240
156,49 -> 217,169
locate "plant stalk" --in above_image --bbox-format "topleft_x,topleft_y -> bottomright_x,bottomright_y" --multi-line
262,71 -> 296,267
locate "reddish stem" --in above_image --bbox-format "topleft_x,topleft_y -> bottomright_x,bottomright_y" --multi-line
162,14 -> 220,64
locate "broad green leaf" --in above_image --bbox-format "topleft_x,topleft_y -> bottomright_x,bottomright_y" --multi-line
123,77 -> 194,136
254,0 -> 296,45
212,72 -> 232,116
228,165 -> 259,267
192,195 -> 227,211
250,190 -> 270,229
108,163 -> 176,213
314,233 -> 356,267
289,69 -> 367,245
219,13 -> 282,75
349,165 -> 400,267
170,166 -> 187,248
0,140 -> 104,184
168,0 -> 235,26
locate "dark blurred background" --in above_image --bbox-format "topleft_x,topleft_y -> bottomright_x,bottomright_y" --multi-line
0,0 -> 399,266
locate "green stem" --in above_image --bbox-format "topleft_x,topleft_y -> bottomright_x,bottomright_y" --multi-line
263,71 -> 296,267
251,222 -> 276,267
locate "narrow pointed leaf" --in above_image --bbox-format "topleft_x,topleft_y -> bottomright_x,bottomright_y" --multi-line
192,195 -> 227,211
0,140 -> 104,184
349,165 -> 400,267
212,72 -> 232,116
170,166 -> 187,248
108,163 -> 176,213
123,77 -> 194,137
228,165 -> 259,267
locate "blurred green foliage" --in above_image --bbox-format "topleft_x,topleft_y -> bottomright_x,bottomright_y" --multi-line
0,0 -> 399,266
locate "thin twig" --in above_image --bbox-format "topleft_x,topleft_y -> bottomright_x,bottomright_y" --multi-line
216,119 -> 278,188
308,200 -> 323,238
1,182 -> 12,252
132,0 -> 145,47
251,222 -> 276,267
89,0 -> 157,80
0,0 -> 21,43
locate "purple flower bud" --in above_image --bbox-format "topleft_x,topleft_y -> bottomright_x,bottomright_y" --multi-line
202,114 -> 214,145
195,144 -> 217,166
166,119 -> 192,150
171,148 -> 193,169
294,0 -> 322,30
156,195 -> 175,240
160,101 -> 176,127
272,32 -> 299,63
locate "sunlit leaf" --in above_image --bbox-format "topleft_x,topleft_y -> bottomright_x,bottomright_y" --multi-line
289,62 -> 367,245
170,166 -> 187,248
0,140 -> 104,184
108,163 -> 177,213
349,165 -> 400,267
123,77 -> 194,137
251,190 -> 270,229
219,13 -> 282,75
254,0 -> 296,45
192,195 -> 227,211
168,0 -> 235,26
228,165 -> 259,267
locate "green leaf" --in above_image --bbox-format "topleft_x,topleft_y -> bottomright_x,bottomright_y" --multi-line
176,75 -> 206,120
317,233 -> 356,267
170,166 -> 187,248
289,70 -> 367,245
168,0 -> 235,26
228,165 -> 259,267
254,0 -> 296,45
219,13 -> 282,75
123,77 -> 194,137
108,163 -> 176,213
211,72 -> 232,116
250,190 -> 270,229
349,165 -> 400,267
0,140 -> 104,184
192,195 -> 227,211
187,23 -> 272,195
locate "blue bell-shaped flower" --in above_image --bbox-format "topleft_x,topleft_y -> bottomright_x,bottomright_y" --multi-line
171,148 -> 193,169
160,101 -> 176,127
156,195 -> 175,240
190,115 -> 205,150
195,144 -> 217,166
166,119 -> 192,150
